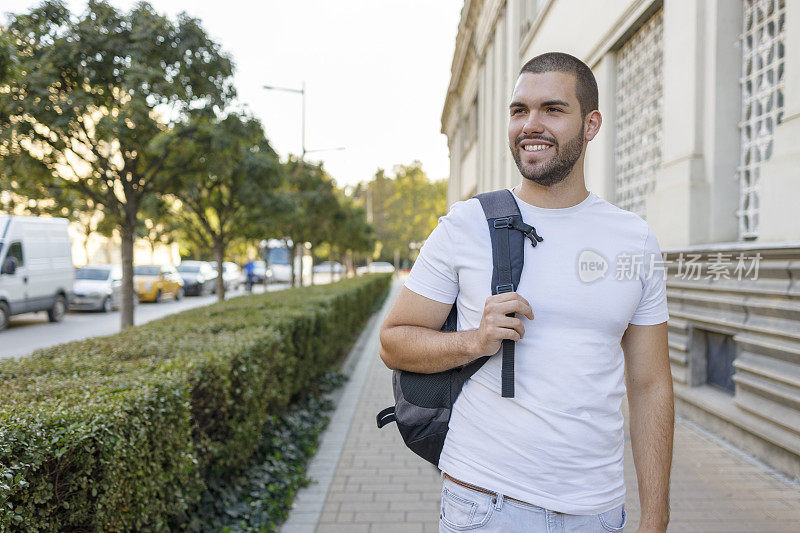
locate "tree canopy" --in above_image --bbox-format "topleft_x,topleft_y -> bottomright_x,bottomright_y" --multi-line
0,0 -> 235,326
163,112 -> 283,299
353,161 -> 447,265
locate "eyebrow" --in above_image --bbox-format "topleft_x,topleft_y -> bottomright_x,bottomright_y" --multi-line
509,99 -> 571,109
541,99 -> 570,108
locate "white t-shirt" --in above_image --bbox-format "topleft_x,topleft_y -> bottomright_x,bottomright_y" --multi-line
404,188 -> 668,515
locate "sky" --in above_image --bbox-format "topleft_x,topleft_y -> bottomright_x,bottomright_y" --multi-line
2,0 -> 463,188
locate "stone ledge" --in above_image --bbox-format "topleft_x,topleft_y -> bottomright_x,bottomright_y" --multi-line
674,382 -> 800,481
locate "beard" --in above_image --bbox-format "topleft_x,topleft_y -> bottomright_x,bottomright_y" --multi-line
510,129 -> 584,187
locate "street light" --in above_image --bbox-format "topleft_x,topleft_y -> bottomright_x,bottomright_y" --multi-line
263,82 -> 306,159
263,82 -> 345,161
305,146 -> 346,155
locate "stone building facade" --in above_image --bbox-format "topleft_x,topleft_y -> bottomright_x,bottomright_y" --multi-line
442,0 -> 800,479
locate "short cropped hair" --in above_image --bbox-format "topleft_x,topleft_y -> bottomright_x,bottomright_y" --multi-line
519,52 -> 598,118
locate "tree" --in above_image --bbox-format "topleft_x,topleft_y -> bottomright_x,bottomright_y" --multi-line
136,195 -> 180,263
0,0 -> 234,328
164,112 -> 282,300
311,193 -> 374,281
334,200 -> 374,276
387,162 -> 447,265
354,162 -> 446,265
269,158 -> 340,287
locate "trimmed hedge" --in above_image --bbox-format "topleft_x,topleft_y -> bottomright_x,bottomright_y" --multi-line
186,371 -> 346,531
0,274 -> 391,532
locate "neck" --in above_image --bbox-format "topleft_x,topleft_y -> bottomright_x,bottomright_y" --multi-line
513,161 -> 589,209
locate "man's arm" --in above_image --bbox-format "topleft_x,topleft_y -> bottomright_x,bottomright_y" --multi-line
379,287 -> 533,374
621,321 -> 673,533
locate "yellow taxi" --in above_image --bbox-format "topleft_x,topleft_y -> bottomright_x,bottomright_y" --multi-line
133,264 -> 184,302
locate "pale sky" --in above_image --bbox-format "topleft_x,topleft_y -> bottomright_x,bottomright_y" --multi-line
3,0 -> 463,187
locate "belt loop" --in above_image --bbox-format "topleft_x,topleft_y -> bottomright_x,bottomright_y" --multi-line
493,492 -> 504,510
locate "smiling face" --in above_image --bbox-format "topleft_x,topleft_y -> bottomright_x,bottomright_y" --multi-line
508,71 -> 589,187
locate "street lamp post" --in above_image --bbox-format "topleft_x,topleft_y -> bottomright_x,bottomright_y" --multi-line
262,82 -> 346,288
263,82 -> 345,161
263,82 -> 306,159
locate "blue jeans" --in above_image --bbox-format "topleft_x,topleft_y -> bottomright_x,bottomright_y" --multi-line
440,475 -> 627,532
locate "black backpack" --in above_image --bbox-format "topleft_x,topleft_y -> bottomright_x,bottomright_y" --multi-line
376,188 -> 543,467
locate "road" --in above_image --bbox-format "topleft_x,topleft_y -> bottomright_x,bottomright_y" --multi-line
0,282 -> 292,360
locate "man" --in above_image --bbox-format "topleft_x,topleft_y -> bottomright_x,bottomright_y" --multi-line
243,257 -> 257,292
379,52 -> 673,532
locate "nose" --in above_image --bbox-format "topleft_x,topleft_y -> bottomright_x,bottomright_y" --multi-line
522,111 -> 545,135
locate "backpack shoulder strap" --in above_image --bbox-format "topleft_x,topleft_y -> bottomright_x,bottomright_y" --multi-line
473,189 -> 543,398
474,189 -> 523,296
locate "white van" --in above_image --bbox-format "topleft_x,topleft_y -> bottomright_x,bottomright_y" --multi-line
0,215 -> 74,330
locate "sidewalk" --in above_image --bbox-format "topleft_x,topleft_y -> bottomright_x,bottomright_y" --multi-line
282,279 -> 800,532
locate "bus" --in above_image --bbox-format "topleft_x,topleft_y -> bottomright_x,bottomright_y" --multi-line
265,239 -> 311,285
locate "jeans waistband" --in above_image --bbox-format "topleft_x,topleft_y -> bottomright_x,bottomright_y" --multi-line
442,472 -> 536,508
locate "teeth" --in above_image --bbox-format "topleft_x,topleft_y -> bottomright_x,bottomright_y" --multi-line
523,144 -> 550,152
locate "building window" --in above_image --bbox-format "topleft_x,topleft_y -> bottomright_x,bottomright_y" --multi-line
705,331 -> 737,395
738,0 -> 786,240
613,10 -> 664,218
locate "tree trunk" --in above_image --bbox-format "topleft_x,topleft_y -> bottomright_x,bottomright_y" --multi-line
297,245 -> 304,287
290,243 -> 296,288
309,244 -> 315,286
119,222 -> 136,329
214,239 -> 225,302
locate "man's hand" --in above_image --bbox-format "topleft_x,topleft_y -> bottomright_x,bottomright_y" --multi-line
380,288 -> 534,374
471,292 -> 534,356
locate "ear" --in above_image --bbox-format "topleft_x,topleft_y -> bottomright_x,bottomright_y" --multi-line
584,110 -> 602,142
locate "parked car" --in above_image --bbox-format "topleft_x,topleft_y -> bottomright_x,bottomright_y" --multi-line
133,264 -> 184,302
313,261 -> 344,274
222,261 -> 243,291
177,261 -> 217,296
356,262 -> 396,275
0,215 -> 73,331
71,264 -> 122,312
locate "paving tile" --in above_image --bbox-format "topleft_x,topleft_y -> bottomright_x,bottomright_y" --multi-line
370,523 -> 424,533
316,525 -> 370,533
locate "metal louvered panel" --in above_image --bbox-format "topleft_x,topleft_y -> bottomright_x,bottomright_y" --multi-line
614,10 -> 664,219
738,0 -> 786,240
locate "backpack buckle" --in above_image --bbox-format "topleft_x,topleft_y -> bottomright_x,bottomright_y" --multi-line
493,217 -> 512,229
496,284 -> 513,294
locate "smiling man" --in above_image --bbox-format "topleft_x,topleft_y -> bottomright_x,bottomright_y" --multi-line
380,52 -> 673,532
